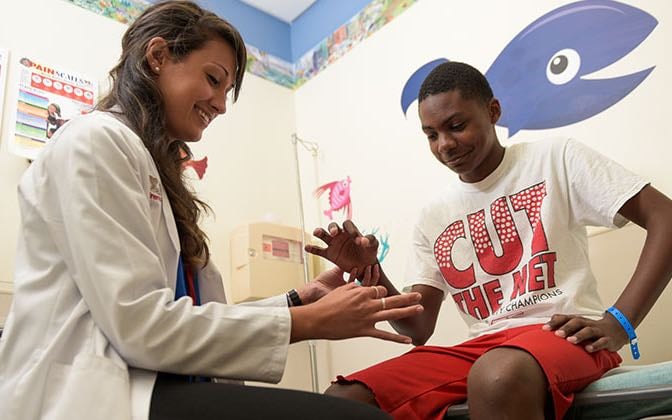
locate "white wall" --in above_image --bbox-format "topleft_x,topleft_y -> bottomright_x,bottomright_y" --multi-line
294,0 -> 672,381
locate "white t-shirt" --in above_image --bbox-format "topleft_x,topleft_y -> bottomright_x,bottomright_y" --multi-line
405,138 -> 648,337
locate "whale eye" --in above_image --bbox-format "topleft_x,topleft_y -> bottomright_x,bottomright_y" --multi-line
546,48 -> 581,85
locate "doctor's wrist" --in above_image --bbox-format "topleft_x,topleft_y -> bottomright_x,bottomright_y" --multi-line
294,284 -> 322,305
286,288 -> 303,307
288,305 -> 321,343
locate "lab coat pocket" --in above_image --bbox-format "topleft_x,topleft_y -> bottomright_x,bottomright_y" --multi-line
41,354 -> 132,420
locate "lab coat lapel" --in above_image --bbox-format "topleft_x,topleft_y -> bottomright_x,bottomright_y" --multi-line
160,189 -> 180,253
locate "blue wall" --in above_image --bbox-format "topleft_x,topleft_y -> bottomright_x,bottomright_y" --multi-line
290,0 -> 372,62
147,0 -> 372,64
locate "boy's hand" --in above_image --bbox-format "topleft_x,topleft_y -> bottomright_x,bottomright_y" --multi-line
543,313 -> 629,353
305,220 -> 379,275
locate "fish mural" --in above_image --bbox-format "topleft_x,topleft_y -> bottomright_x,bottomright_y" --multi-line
178,147 -> 208,180
401,0 -> 657,137
314,176 -> 353,220
184,156 -> 208,180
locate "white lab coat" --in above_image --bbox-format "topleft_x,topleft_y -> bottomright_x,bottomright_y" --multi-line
0,111 -> 292,420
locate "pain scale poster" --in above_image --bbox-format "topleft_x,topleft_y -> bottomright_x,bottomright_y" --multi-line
9,57 -> 98,160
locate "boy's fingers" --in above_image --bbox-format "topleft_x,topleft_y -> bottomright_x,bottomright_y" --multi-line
567,326 -> 600,344
312,228 -> 334,245
343,220 -> 362,236
328,222 -> 341,236
304,244 -> 326,257
364,234 -> 379,249
554,316 -> 589,339
543,314 -> 572,331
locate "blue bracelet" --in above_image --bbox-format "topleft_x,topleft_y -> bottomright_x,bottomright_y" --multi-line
606,306 -> 640,360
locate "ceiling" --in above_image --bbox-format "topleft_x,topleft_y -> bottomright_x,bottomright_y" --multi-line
240,0 -> 317,23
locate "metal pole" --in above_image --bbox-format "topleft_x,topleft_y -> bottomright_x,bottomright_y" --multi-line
291,133 -> 320,393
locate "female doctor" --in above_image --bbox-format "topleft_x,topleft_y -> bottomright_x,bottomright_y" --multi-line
0,2 -> 423,419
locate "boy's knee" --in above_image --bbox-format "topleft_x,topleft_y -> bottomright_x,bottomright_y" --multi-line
325,382 -> 379,407
467,347 -> 546,404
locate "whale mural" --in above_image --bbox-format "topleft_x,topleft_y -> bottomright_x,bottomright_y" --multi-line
401,0 -> 658,137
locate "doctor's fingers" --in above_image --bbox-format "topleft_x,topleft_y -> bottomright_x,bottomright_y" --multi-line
370,292 -> 423,319
345,267 -> 360,283
364,327 -> 413,344
356,265 -> 376,287
371,304 -> 424,325
367,285 -> 388,299
363,264 -> 381,286
372,264 -> 380,285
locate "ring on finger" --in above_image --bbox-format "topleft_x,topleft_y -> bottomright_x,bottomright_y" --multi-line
381,297 -> 386,310
374,287 -> 380,299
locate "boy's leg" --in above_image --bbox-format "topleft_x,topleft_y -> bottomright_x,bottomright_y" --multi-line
326,382 -> 380,407
326,324 -> 621,420
468,347 -> 547,420
468,325 -> 622,420
326,328 -> 525,420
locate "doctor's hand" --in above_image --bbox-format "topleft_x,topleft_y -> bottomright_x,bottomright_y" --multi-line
297,265 -> 380,304
543,313 -> 629,353
305,220 -> 379,280
289,283 -> 423,344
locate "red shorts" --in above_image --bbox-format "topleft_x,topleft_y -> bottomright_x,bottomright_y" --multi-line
336,324 -> 621,420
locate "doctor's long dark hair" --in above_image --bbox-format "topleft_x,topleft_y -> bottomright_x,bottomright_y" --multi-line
98,1 -> 246,267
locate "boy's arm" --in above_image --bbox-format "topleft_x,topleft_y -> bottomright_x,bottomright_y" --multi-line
610,185 -> 672,326
546,185 -> 672,353
376,270 -> 444,345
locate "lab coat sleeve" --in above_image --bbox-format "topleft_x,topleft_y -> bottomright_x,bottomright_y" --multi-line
239,294 -> 289,307
39,115 -> 290,382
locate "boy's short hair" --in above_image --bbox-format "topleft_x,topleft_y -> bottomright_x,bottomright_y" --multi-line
418,61 -> 494,105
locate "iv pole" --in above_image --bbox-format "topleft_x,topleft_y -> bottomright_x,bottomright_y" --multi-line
291,133 -> 321,393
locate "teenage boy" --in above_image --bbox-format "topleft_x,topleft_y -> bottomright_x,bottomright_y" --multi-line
307,61 -> 672,419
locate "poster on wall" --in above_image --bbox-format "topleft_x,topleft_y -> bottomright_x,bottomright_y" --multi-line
0,48 -> 9,133
9,57 -> 98,160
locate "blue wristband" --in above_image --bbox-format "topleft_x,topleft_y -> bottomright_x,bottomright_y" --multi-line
606,306 -> 640,360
